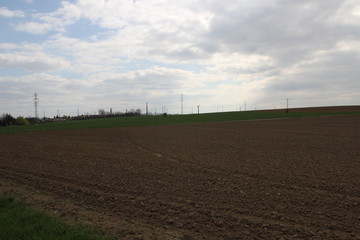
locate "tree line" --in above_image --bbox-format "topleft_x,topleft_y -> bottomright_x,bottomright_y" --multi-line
0,113 -> 32,126
0,108 -> 145,127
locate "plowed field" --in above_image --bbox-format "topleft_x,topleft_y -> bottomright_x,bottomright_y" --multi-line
1,115 -> 359,239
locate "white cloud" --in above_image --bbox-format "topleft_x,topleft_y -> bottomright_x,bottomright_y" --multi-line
0,42 -> 43,51
0,52 -> 69,72
17,0 -> 211,62
0,43 -> 17,50
205,53 -> 276,77
16,22 -> 53,35
331,0 -> 360,25
0,7 -> 25,17
15,1 -> 81,35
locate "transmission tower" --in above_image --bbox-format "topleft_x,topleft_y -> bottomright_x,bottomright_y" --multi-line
33,92 -> 39,119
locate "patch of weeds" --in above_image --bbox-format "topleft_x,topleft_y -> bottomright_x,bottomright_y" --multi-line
0,195 -> 113,240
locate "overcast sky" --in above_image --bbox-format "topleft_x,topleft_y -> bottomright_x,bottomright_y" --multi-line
1,0 -> 359,117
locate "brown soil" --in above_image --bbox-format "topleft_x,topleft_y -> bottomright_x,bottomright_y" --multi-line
263,105 -> 360,113
0,114 -> 359,239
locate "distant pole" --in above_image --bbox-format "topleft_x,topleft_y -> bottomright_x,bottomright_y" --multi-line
43,111 -> 45,118
57,110 -> 60,117
146,102 -> 148,116
286,98 -> 289,113
197,105 -> 200,114
77,109 -> 79,116
180,94 -> 183,115
33,92 -> 39,119
244,100 -> 246,111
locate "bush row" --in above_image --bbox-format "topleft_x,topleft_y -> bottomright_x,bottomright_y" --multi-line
0,114 -> 30,126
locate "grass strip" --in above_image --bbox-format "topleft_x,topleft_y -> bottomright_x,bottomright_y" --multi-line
0,195 -> 113,240
1,110 -> 359,134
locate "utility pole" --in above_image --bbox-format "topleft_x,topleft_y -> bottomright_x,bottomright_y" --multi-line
33,92 -> 39,119
197,105 -> 200,114
146,102 -> 148,116
180,94 -> 183,114
244,100 -> 246,111
77,109 -> 79,116
286,98 -> 289,113
57,110 -> 60,117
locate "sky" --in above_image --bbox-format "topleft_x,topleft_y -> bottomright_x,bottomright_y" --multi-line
0,0 -> 359,117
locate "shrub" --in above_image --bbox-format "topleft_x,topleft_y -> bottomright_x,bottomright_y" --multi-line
16,116 -> 30,125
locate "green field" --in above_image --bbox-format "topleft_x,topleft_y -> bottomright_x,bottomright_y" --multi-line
1,110 -> 357,134
0,195 -> 113,240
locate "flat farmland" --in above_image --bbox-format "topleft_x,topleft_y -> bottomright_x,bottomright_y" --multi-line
0,115 -> 359,239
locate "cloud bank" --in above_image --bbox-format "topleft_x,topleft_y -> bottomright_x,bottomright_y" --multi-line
0,0 -> 359,117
